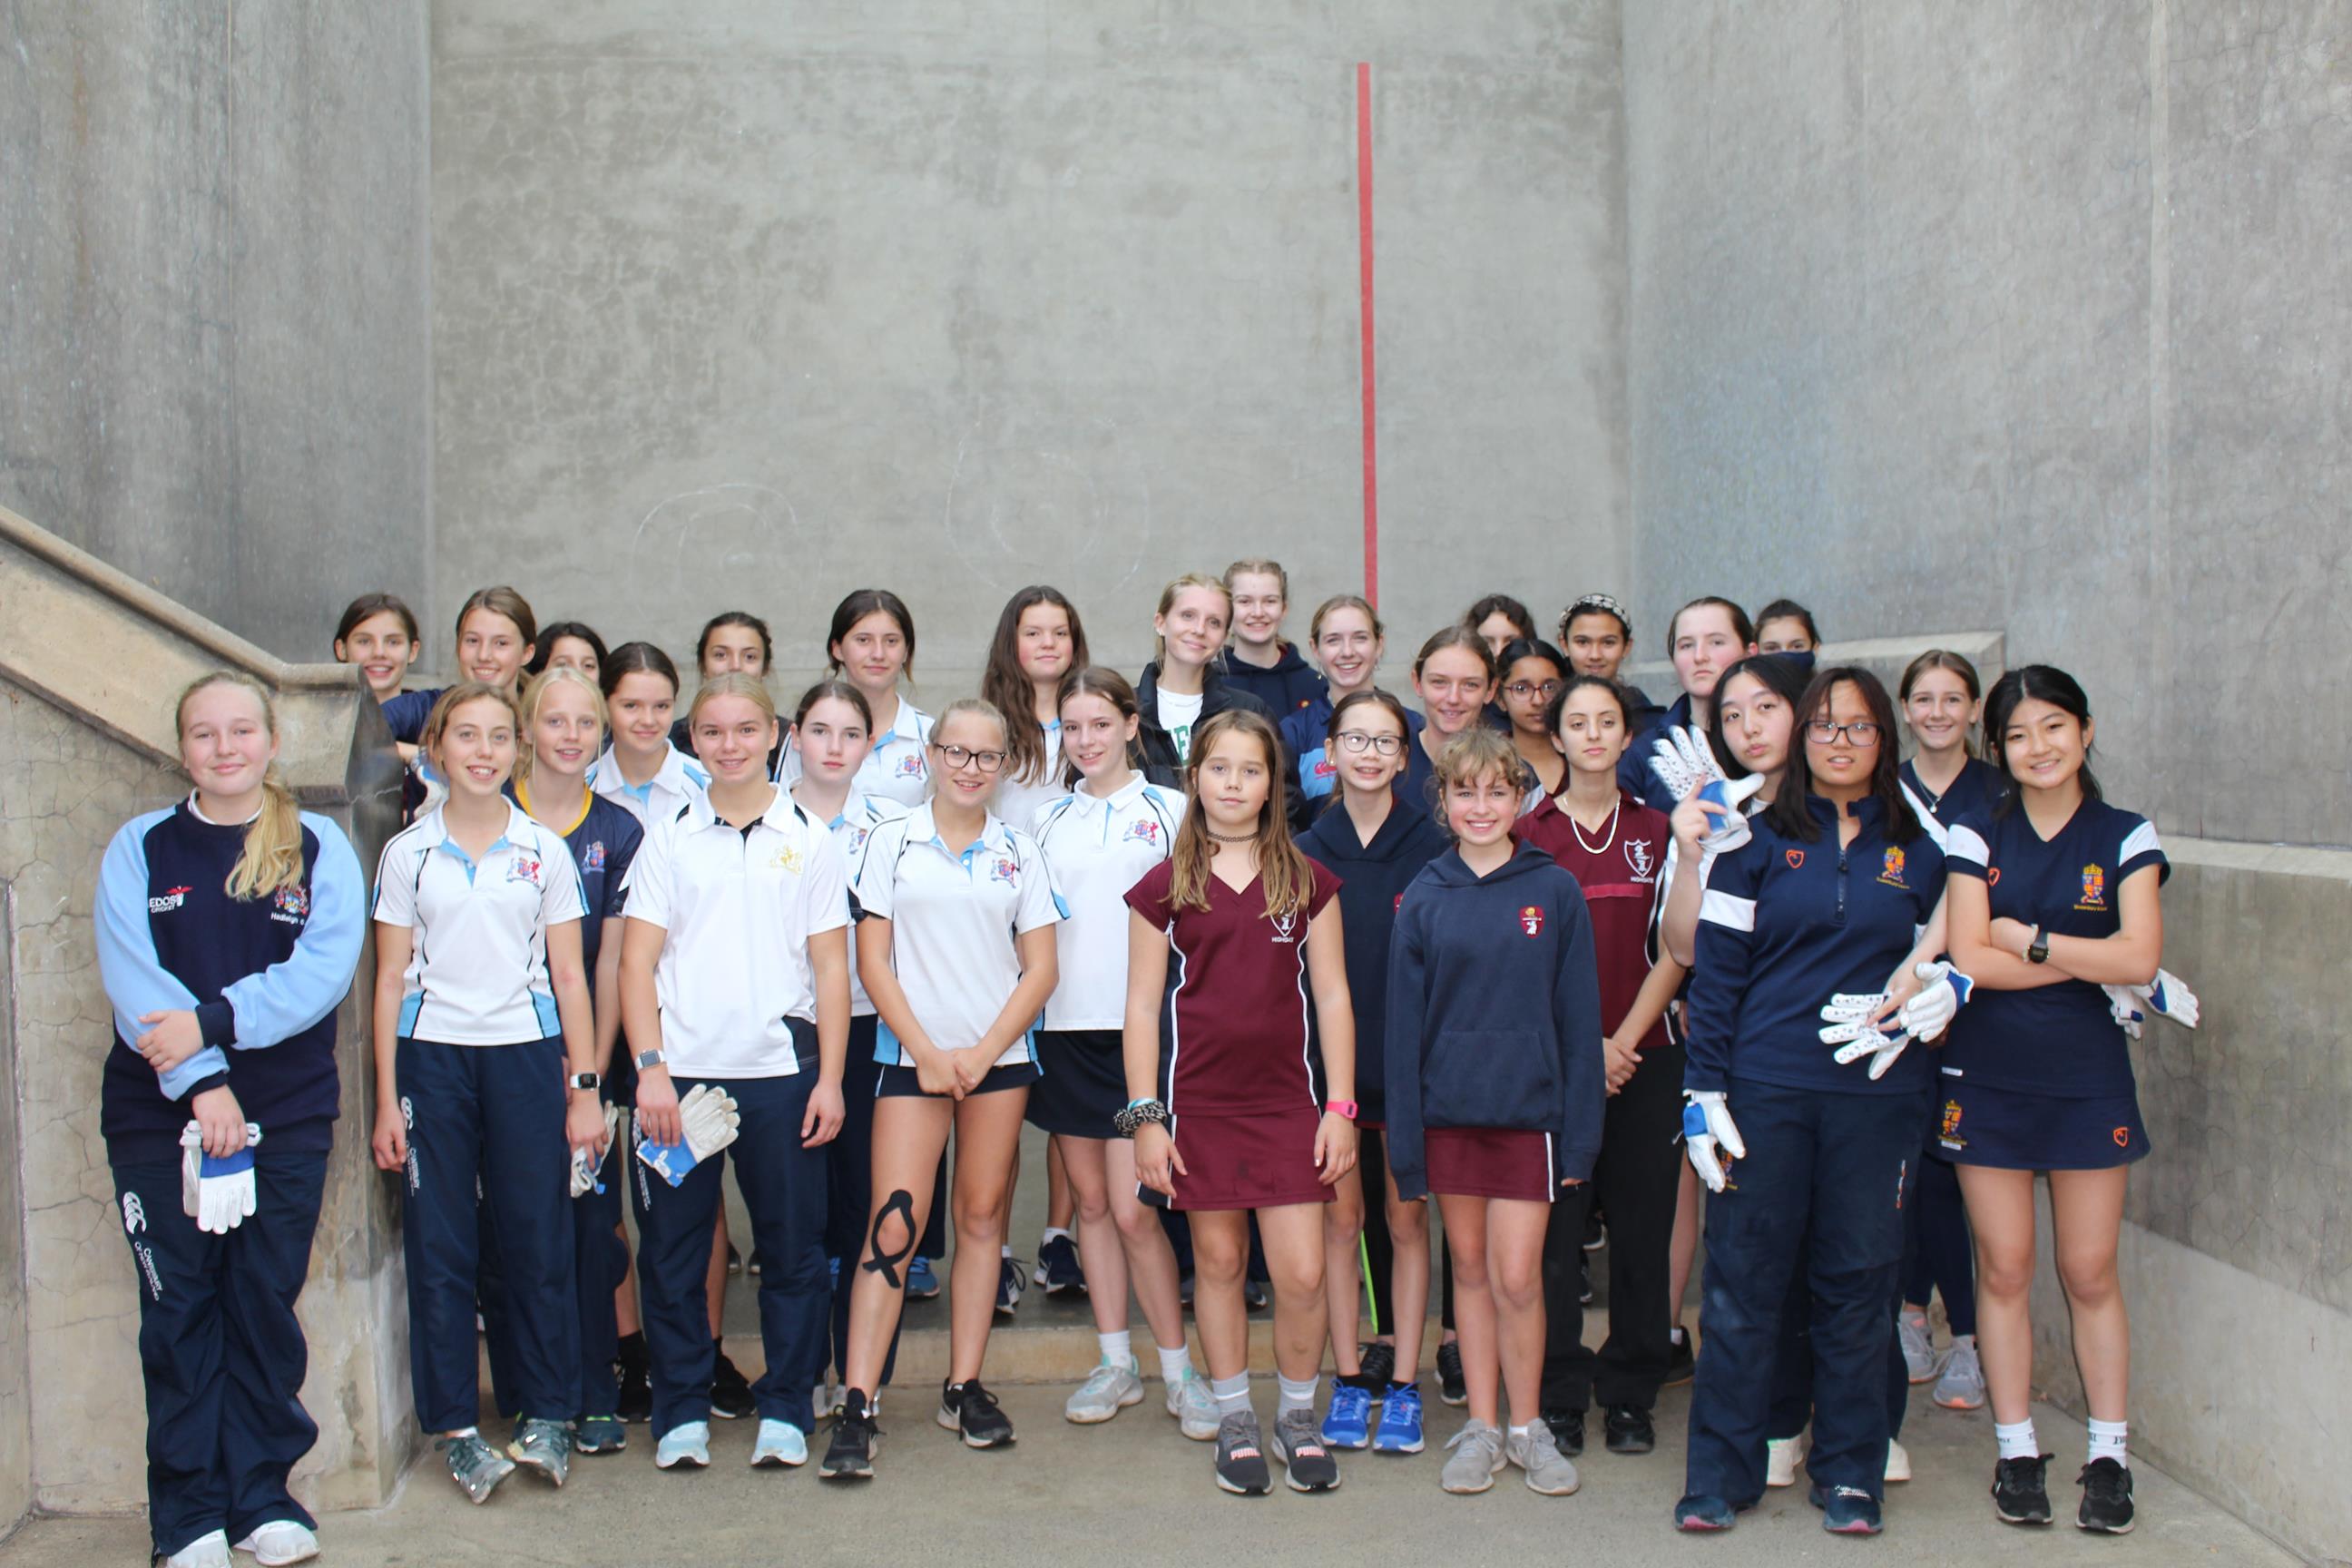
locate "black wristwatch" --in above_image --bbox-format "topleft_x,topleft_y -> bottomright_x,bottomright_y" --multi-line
2025,926 -> 2050,965
567,1072 -> 601,1091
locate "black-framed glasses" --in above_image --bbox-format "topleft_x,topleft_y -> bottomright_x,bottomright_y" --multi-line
1806,720 -> 1882,744
1504,680 -> 1563,701
1335,730 -> 1404,757
936,744 -> 1007,773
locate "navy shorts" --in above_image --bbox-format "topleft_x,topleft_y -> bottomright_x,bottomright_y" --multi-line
1026,1029 -> 1126,1137
1936,1078 -> 2150,1171
874,1060 -> 1042,1100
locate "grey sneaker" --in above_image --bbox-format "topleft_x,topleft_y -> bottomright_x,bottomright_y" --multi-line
1934,1338 -> 1987,1409
1167,1367 -> 1220,1441
1441,1419 -> 1506,1494
1065,1357 -> 1145,1424
1269,1407 -> 1342,1493
437,1432 -> 515,1504
508,1417 -> 573,1487
1513,1421 -> 1582,1495
1898,1310 -> 1939,1383
1214,1410 -> 1272,1495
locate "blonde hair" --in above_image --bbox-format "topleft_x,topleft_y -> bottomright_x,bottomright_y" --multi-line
685,671 -> 778,733
515,666 -> 607,788
1152,573 -> 1233,665
1221,558 -> 1289,602
174,672 -> 304,900
1308,593 -> 1383,646
1432,727 -> 1529,830
421,681 -> 524,771
1166,710 -> 1314,921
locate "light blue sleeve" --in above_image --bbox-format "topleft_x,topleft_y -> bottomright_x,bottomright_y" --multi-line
218,815 -> 367,1050
93,813 -> 227,1099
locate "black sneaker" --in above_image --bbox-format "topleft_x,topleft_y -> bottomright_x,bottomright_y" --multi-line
1035,1233 -> 1087,1298
994,1255 -> 1029,1319
1356,1340 -> 1396,1388
1991,1453 -> 2054,1524
820,1389 -> 879,1480
1579,1254 -> 1593,1306
1583,1209 -> 1607,1251
615,1340 -> 652,1424
1241,1277 -> 1270,1310
1662,1328 -> 1695,1388
938,1379 -> 1016,1448
2076,1457 -> 2135,1534
710,1343 -> 755,1419
1603,1404 -> 1655,1455
1269,1408 -> 1342,1493
1436,1341 -> 1467,1407
1214,1410 -> 1272,1495
1541,1407 -> 1586,1457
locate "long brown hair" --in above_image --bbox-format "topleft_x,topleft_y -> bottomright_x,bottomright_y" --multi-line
1056,666 -> 1148,789
1764,667 -> 1923,846
1166,710 -> 1313,921
174,673 -> 305,900
980,586 -> 1090,788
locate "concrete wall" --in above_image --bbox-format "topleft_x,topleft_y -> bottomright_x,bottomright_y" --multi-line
429,0 -> 1628,686
0,2 -> 434,662
1622,6 -> 2350,1559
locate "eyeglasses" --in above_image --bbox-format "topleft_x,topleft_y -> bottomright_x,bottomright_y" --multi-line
1504,680 -> 1563,701
1805,720 -> 1882,745
1335,730 -> 1404,757
936,744 -> 1007,773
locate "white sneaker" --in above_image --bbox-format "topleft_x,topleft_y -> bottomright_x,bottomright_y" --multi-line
751,1417 -> 808,1467
1064,1357 -> 1145,1424
1765,1428 -> 1810,1487
164,1530 -> 231,1568
1885,1437 -> 1912,1483
654,1420 -> 711,1469
232,1521 -> 319,1566
1166,1367 -> 1220,1441
1897,1309 -> 1939,1382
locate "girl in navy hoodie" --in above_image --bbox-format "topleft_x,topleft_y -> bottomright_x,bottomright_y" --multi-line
1222,558 -> 1328,718
1280,594 -> 1426,829
1387,728 -> 1604,1498
1297,690 -> 1450,1455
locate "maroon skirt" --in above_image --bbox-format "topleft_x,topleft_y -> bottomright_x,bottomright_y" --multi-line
1157,1104 -> 1333,1212
1426,1126 -> 1555,1202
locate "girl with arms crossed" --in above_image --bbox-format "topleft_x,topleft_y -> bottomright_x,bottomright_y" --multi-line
96,674 -> 365,1568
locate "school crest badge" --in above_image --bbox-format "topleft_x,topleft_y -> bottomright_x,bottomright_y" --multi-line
582,840 -> 607,872
1624,839 -> 1655,881
1878,847 -> 1906,887
270,882 -> 310,925
1123,819 -> 1162,848
1938,1098 -> 1965,1152
896,752 -> 926,778
1269,908 -> 1298,945
1519,905 -> 1545,937
990,857 -> 1019,887
769,842 -> 803,876
506,855 -> 543,887
2078,863 -> 2107,910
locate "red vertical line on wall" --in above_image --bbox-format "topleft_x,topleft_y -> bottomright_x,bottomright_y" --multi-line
1355,61 -> 1379,606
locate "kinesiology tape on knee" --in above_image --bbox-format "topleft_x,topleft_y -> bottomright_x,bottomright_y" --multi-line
860,1190 -> 918,1289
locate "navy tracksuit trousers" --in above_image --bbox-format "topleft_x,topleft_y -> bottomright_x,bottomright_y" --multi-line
110,1140 -> 327,1561
1686,1080 -> 1927,1505
481,1091 -> 627,1421
635,1068 -> 828,1434
397,1035 -> 579,1432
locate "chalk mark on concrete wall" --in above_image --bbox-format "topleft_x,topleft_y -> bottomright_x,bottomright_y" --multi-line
940,414 -> 1152,598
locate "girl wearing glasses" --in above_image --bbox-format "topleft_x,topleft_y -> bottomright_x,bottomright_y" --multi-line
1295,690 -> 1450,1456
1675,668 -> 1949,1538
1281,594 -> 1426,828
1497,638 -> 1571,803
822,700 -> 1062,1478
1138,573 -> 1272,769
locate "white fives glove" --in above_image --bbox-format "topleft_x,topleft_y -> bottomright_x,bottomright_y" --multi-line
1819,963 -> 1975,1081
1652,727 -> 1766,855
635,1084 -> 741,1188
1681,1091 -> 1745,1193
570,1102 -> 622,1198
1896,961 -> 1973,1043
2104,967 -> 2200,1039
180,1120 -> 264,1234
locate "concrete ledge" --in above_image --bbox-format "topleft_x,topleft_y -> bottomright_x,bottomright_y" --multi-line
1621,628 -> 2005,701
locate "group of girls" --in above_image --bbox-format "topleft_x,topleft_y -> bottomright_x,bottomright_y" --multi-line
93,566 -> 2181,1564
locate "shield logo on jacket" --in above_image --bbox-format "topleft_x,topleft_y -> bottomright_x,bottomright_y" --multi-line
1519,905 -> 1544,937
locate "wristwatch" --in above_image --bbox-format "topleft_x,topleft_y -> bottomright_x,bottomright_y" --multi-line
2025,926 -> 2050,965
633,1046 -> 667,1071
1326,1099 -> 1360,1121
567,1071 -> 601,1092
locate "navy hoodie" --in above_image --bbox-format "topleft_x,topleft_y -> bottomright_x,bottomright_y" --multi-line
1384,841 -> 1606,1198
1683,793 -> 1946,1098
1280,692 -> 1428,832
1297,799 -> 1450,1124
1224,642 -> 1328,720
1135,661 -> 1273,772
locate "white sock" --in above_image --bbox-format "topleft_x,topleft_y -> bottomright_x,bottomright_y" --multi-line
1158,1343 -> 1194,1385
1000,1243 -> 1013,1259
1508,1424 -> 1530,1441
1098,1329 -> 1132,1367
1669,1325 -> 1687,1348
1042,1226 -> 1073,1245
448,1426 -> 478,1439
1210,1373 -> 1251,1416
1995,1418 -> 2039,1461
1277,1374 -> 1318,1417
2087,1418 -> 2128,1468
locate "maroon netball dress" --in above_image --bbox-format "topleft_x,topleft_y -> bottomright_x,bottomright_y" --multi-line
1122,856 -> 1340,1211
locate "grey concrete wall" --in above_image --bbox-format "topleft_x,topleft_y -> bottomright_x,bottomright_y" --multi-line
429,0 -> 1627,684
0,879 -> 29,1538
0,2 -> 434,662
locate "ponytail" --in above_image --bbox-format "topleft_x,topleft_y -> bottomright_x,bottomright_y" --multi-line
174,672 -> 306,901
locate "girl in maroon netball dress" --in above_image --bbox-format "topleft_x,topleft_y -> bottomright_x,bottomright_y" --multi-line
1121,709 -> 1359,1499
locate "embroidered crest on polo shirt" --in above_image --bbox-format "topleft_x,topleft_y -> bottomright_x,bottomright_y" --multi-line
895,753 -> 925,777
989,857 -> 1019,887
149,886 -> 193,915
2077,863 -> 2107,910
507,854 -> 544,887
770,841 -> 803,876
582,840 -> 607,872
271,882 -> 310,925
1123,819 -> 1163,847
1877,846 -> 1907,888
1519,905 -> 1545,937
1269,908 -> 1298,945
1624,839 -> 1655,881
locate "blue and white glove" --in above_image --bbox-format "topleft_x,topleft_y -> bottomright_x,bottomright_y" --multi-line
409,750 -> 449,816
1652,727 -> 1767,858
1681,1091 -> 1745,1193
635,1084 -> 741,1188
1819,961 -> 1974,1081
180,1120 -> 263,1235
570,1102 -> 622,1198
2104,968 -> 2200,1039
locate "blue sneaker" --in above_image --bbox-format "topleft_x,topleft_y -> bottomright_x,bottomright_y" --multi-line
1811,1483 -> 1884,1534
1372,1383 -> 1425,1454
1320,1382 -> 1374,1449
654,1421 -> 710,1470
751,1418 -> 808,1468
1034,1232 -> 1087,1298
1675,1493 -> 1737,1532
906,1255 -> 941,1300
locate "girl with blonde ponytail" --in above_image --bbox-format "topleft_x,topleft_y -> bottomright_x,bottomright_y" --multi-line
93,671 -> 368,1567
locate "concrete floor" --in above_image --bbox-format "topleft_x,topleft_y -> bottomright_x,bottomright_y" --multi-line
0,1140 -> 2307,1567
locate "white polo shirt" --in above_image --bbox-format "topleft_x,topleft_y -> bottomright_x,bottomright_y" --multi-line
590,741 -> 710,829
806,790 -> 908,1017
853,801 -> 1062,1069
621,789 -> 848,1078
1031,774 -> 1184,1030
990,719 -> 1065,838
372,801 -> 587,1046
777,698 -> 933,808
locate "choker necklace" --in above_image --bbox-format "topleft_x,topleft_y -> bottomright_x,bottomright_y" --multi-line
1569,796 -> 1622,856
1207,828 -> 1257,843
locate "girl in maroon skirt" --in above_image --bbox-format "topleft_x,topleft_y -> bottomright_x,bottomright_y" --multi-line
1122,709 -> 1359,1498
1387,729 -> 1604,1497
